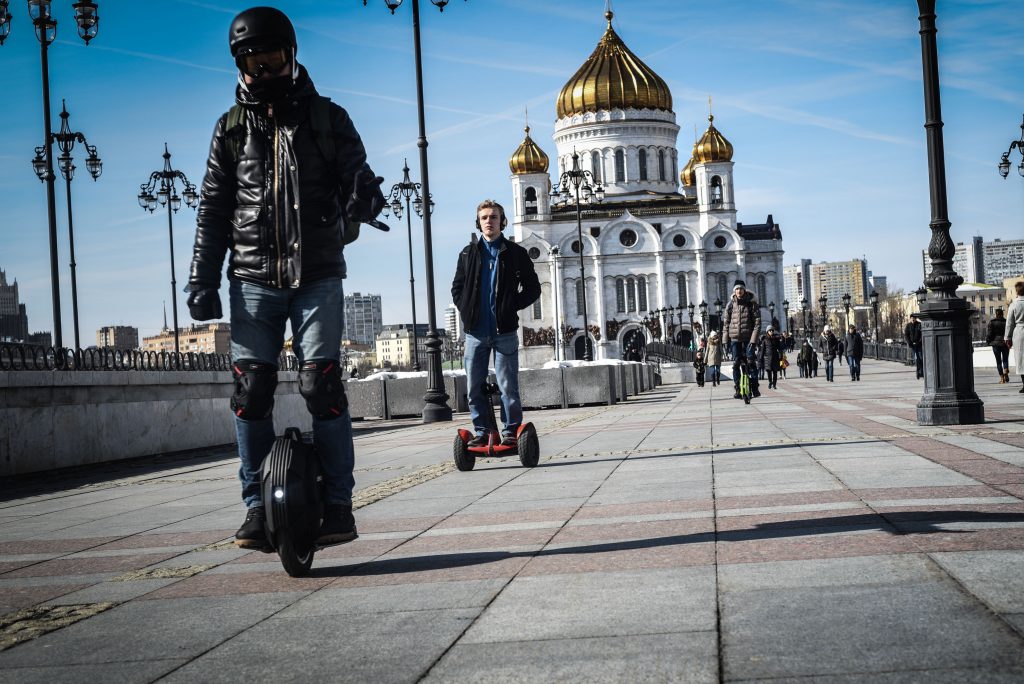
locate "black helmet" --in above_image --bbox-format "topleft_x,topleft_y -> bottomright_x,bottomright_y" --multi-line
229,6 -> 296,57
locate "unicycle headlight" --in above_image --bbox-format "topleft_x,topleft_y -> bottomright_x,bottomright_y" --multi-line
273,487 -> 285,501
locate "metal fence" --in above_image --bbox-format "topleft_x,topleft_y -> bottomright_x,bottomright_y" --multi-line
645,342 -> 695,364
0,343 -> 298,372
864,341 -> 915,364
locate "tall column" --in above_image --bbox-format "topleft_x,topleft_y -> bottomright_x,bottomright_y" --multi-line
655,252 -> 666,308
696,253 -> 708,303
593,255 -> 606,359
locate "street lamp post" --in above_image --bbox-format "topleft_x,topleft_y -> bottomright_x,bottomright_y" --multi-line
997,114 -> 1024,179
800,298 -> 809,336
550,149 -> 604,361
841,293 -> 851,330
137,144 -> 199,358
915,0 -> 983,424
549,246 -> 562,361
768,301 -> 776,328
382,159 -> 431,372
3,0 -> 101,349
870,290 -> 880,358
364,0 -> 463,422
818,295 -> 828,336
714,298 -> 723,336
687,303 -> 695,347
782,299 -> 790,334
31,100 -> 102,350
698,301 -> 708,344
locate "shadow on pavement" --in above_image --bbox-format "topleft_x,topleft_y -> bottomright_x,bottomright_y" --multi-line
310,510 -> 1024,578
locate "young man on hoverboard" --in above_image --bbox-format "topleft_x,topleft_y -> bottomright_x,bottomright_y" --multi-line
451,200 -> 541,447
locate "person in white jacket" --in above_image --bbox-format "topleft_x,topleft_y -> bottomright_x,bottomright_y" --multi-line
1005,281 -> 1024,393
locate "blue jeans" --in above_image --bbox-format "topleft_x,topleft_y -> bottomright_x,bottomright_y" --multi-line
709,365 -> 721,384
229,278 -> 354,508
910,344 -> 923,378
825,358 -> 835,381
848,356 -> 861,380
730,341 -> 759,393
993,345 -> 1009,377
464,331 -> 521,437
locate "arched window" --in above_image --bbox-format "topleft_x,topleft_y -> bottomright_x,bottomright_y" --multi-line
532,298 -> 542,320
638,276 -> 648,312
638,149 -> 648,181
626,277 -> 637,312
524,186 -> 537,216
615,278 -> 625,313
717,274 -> 728,303
658,149 -> 666,181
575,280 -> 585,316
710,176 -> 723,205
671,149 -> 677,176
677,274 -> 688,306
757,275 -> 767,305
591,151 -> 602,183
614,149 -> 625,182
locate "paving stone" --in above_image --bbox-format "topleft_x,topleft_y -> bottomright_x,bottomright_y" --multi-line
461,567 -> 715,643
278,578 -> 506,617
158,609 -> 478,683
0,658 -> 189,684
424,631 -> 718,683
930,550 -> 1024,613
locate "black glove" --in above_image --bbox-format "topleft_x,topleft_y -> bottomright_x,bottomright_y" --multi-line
187,288 -> 222,321
346,169 -> 386,223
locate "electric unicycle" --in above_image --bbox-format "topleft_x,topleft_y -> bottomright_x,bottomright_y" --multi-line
260,427 -> 324,577
453,382 -> 540,471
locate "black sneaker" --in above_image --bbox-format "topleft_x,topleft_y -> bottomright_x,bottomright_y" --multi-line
317,504 -> 358,546
500,432 -> 517,447
235,506 -> 269,549
467,434 -> 487,447
752,389 -> 761,398
733,391 -> 741,399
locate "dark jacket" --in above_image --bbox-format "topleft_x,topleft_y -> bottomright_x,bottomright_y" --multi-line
761,333 -> 783,368
189,66 -> 374,291
451,235 -> 541,335
723,291 -> 762,346
798,342 -> 813,366
987,317 -> 1007,347
845,331 -> 864,360
819,332 -> 840,361
905,321 -> 922,346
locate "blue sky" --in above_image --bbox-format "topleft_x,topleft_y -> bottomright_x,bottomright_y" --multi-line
2,0 -> 1022,343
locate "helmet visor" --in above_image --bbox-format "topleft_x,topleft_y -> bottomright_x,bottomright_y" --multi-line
235,47 -> 290,78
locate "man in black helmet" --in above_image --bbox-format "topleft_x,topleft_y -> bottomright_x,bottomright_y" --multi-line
187,6 -> 385,549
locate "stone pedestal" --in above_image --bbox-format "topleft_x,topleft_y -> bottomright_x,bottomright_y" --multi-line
916,297 -> 984,425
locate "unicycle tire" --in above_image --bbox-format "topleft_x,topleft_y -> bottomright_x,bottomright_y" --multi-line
276,532 -> 315,577
743,394 -> 751,405
453,434 -> 476,471
517,424 -> 539,468
263,430 -> 321,578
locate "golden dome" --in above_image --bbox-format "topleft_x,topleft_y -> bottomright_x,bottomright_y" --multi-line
509,126 -> 549,175
694,114 -> 733,163
556,10 -> 672,120
680,145 -> 697,186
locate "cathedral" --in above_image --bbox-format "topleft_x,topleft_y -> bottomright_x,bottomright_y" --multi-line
508,9 -> 785,367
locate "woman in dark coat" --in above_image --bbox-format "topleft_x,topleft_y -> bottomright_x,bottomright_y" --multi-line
762,327 -> 783,389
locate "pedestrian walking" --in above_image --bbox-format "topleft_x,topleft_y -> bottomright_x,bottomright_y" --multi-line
905,314 -> 923,379
811,346 -> 819,377
988,308 -> 1010,384
187,6 -> 386,549
1005,281 -> 1024,393
798,339 -> 814,379
722,280 -> 762,399
845,325 -> 864,381
693,349 -> 707,387
762,327 -> 783,389
756,338 -> 767,380
819,326 -> 840,382
706,331 -> 723,386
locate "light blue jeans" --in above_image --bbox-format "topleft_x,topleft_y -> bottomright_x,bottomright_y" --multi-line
464,331 -> 521,437
229,278 -> 354,508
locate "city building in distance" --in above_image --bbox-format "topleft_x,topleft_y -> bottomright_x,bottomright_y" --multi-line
96,325 -> 139,350
142,323 -> 230,354
921,236 -> 1024,287
344,292 -> 383,347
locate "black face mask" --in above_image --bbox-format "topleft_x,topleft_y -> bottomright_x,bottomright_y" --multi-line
247,74 -> 293,103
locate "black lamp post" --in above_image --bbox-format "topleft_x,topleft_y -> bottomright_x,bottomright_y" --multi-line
687,303 -> 695,345
915,0 -> 983,424
800,297 -> 809,336
551,149 -> 604,361
38,100 -> 101,350
870,290 -> 880,357
782,299 -> 789,334
714,298 -> 723,336
137,144 -> 198,358
4,0 -> 101,349
698,300 -> 708,343
382,159 -> 431,372
363,0 -> 463,422
997,115 -> 1024,179
841,292 -> 852,330
818,294 -> 828,335
768,301 -> 776,328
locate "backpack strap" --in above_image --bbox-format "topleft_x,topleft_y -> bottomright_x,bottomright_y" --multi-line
225,105 -> 246,164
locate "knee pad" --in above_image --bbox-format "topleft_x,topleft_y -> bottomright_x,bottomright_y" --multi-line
299,358 -> 348,420
231,359 -> 278,420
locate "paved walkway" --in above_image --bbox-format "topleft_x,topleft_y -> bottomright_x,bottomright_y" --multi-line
1,362 -> 1023,682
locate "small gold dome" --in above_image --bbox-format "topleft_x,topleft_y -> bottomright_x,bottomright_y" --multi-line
680,145 -> 697,186
509,126 -> 549,175
694,114 -> 733,163
556,10 -> 673,120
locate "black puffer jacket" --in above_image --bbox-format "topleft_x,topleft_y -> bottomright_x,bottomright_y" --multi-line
189,66 -> 374,290
451,236 -> 541,335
